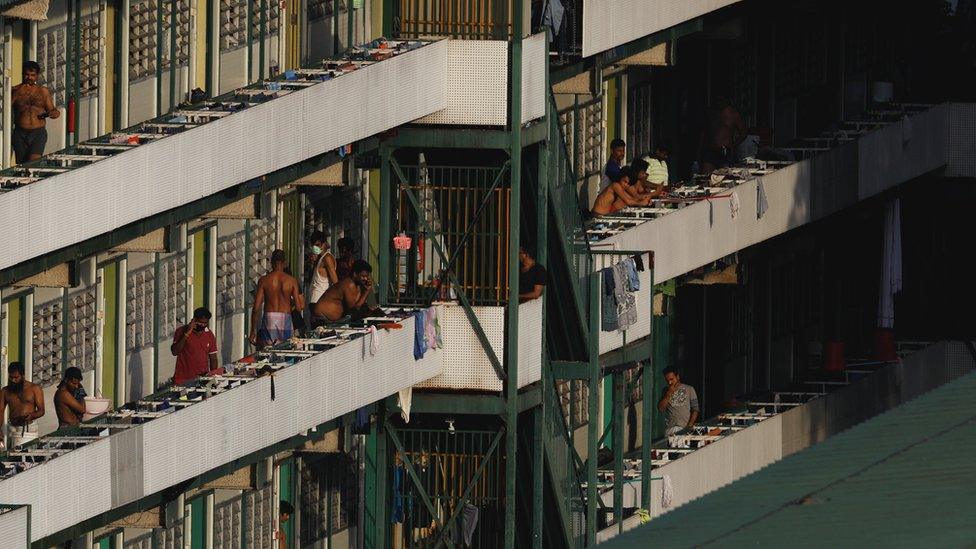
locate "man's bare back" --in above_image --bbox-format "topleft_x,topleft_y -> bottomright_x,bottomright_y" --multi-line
314,277 -> 368,321
55,386 -> 86,427
256,271 -> 301,314
1,382 -> 44,427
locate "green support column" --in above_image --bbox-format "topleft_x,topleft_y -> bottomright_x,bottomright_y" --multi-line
364,400 -> 388,548
155,0 -> 164,114
641,258 -> 655,510
586,272 -> 600,545
377,145 -> 392,305
531,403 -> 544,549
612,371 -> 624,532
504,1 -> 524,546
170,0 -> 178,108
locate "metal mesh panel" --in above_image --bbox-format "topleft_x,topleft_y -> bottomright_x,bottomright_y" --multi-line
247,217 -> 277,298
38,25 -> 67,106
627,82 -> 653,158
129,0 -> 191,81
79,14 -> 101,96
158,253 -> 187,341
214,494 -> 244,549
575,98 -> 604,179
392,164 -> 511,305
245,485 -> 275,549
306,0 -> 336,23
394,0 -> 510,39
220,0 -> 248,51
32,297 -> 63,387
545,380 -> 587,545
300,454 -> 358,543
66,287 -> 97,373
126,265 -> 155,352
249,1 -> 281,39
216,232 -> 246,317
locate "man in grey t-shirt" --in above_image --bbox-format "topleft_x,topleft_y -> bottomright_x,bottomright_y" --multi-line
658,368 -> 699,435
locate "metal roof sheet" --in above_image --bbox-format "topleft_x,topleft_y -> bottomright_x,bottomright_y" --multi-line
602,370 -> 976,547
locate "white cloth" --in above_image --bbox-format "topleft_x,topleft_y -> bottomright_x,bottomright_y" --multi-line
368,325 -> 380,356
878,198 -> 903,329
643,156 -> 669,185
757,178 -> 769,219
398,387 -> 413,424
662,475 -> 674,508
308,251 -> 334,303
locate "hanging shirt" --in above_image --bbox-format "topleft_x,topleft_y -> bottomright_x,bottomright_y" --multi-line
308,252 -> 334,304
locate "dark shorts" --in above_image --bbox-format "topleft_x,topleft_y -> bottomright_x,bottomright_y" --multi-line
12,126 -> 48,164
702,146 -> 733,169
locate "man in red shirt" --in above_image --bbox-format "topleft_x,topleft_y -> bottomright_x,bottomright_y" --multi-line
170,307 -> 220,385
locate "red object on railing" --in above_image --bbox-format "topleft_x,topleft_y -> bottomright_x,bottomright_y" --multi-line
824,341 -> 845,372
66,99 -> 76,134
873,328 -> 897,362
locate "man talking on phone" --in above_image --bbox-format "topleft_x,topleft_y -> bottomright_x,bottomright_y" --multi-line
170,307 -> 220,385
11,61 -> 60,164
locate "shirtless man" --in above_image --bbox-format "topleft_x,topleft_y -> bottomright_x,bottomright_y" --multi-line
0,362 -> 45,448
591,167 -> 650,216
312,260 -> 374,324
250,249 -> 304,348
54,367 -> 87,427
700,96 -> 747,174
11,61 -> 60,164
626,158 -> 664,202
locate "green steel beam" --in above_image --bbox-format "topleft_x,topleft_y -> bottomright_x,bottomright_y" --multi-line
32,411 -> 351,548
586,271 -> 600,545
599,337 -> 653,371
612,371 -> 624,532
532,403 -> 544,549
0,144 -> 362,287
505,0 -> 525,544
391,123 -> 548,150
409,393 -> 505,415
385,421 -> 457,549
551,360 -> 591,380
170,0 -> 178,108
389,158 -> 506,380
641,258 -> 656,511
377,143 -> 393,304
437,429 -> 504,545
551,18 -> 704,85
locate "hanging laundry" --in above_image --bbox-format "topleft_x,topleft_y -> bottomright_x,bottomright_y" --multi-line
662,475 -> 674,508
601,268 -> 619,332
622,257 -> 640,292
757,179 -> 769,219
368,325 -> 380,356
451,503 -> 481,546
398,387 -> 413,423
730,191 -> 740,219
424,306 -> 442,350
413,310 -> 427,360
633,254 -> 645,273
612,262 -> 638,331
391,465 -> 405,523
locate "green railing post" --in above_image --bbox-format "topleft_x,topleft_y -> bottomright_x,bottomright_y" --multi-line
586,271 -> 599,545
641,255 -> 655,510
504,1 -> 524,546
613,370 -> 624,533
377,144 -> 392,305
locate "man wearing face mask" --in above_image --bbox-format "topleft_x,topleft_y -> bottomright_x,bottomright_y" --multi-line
11,61 -> 60,164
0,362 -> 45,449
170,307 -> 220,385
307,231 -> 339,304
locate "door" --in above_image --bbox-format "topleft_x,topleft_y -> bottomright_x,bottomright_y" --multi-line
192,228 -> 213,311
100,261 -> 121,405
1,295 -> 26,379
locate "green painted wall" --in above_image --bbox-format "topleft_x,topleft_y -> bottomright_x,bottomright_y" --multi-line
193,230 -> 210,310
4,296 -> 24,365
102,262 -> 119,405
190,497 -> 207,548
280,458 -> 296,548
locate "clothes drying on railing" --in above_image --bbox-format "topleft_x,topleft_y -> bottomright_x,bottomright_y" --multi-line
601,257 -> 642,332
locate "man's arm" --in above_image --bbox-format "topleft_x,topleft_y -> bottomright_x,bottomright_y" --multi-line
171,325 -> 190,356
291,278 -> 305,312
209,352 -> 219,372
29,385 -> 45,421
0,389 -> 7,424
44,88 -> 61,119
611,182 -> 642,207
658,385 -> 677,412
60,389 -> 87,416
322,254 -> 339,285
249,282 -> 266,344
687,389 -> 700,427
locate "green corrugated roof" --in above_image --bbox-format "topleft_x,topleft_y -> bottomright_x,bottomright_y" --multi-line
603,370 -> 976,547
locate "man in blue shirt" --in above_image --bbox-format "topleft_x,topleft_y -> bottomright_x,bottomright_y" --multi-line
600,138 -> 627,191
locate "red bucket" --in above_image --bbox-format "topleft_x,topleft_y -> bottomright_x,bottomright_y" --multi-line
824,341 -> 845,372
